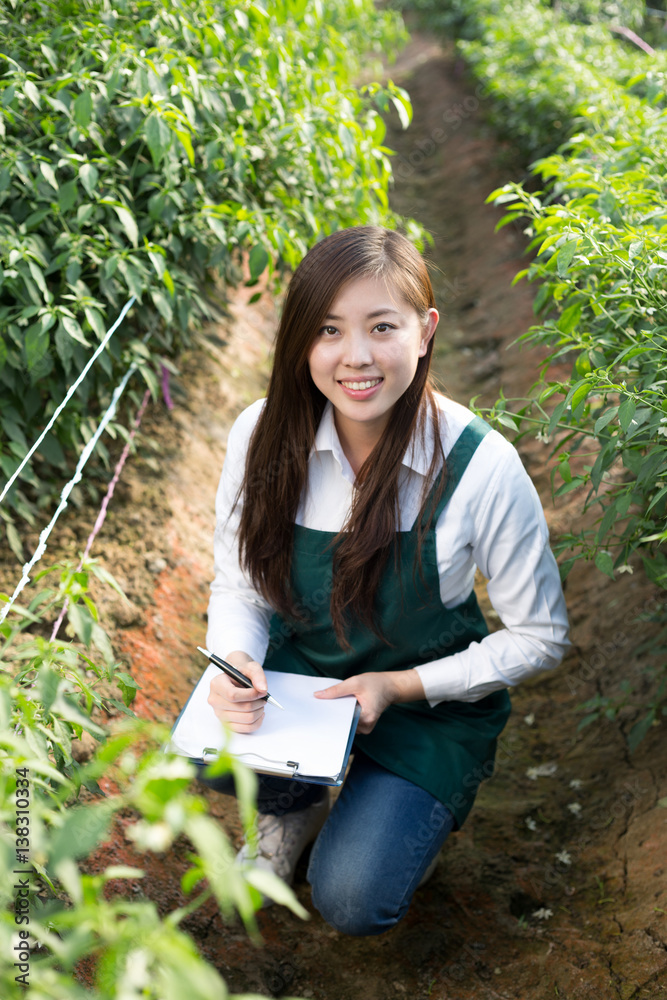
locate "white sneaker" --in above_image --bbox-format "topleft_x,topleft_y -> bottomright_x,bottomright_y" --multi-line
237,794 -> 330,893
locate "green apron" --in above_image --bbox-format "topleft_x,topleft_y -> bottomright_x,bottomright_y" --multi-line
263,416 -> 511,828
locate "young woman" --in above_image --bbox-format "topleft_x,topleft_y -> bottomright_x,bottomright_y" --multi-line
203,226 -> 570,936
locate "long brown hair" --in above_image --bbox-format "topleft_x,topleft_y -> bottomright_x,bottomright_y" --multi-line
236,226 -> 445,647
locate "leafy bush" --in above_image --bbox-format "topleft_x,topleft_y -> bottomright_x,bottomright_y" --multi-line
1,564 -> 304,998
400,0 -> 667,745
486,105 -> 667,584
0,0 -> 412,538
459,4 -> 666,157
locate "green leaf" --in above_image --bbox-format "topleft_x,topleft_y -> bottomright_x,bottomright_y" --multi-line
73,91 -> 93,128
113,205 -> 139,248
38,667 -> 61,713
61,314 -> 90,347
79,163 -> 98,197
574,350 -> 591,376
594,551 -> 615,579
243,865 -> 309,916
151,289 -> 173,322
569,381 -> 591,412
50,802 -> 115,867
594,406 -> 618,436
40,161 -> 58,190
58,179 -> 78,212
5,522 -> 24,562
40,43 -> 58,71
494,411 -> 519,432
647,485 -> 667,514
68,602 -> 94,646
176,129 -> 195,166
548,399 -> 566,436
23,80 -> 40,108
533,281 -> 553,315
642,553 -> 667,587
387,82 -> 412,129
208,217 -> 227,243
618,397 -> 636,433
248,244 -> 268,282
145,114 -> 172,168
115,671 -> 139,707
556,240 -> 578,278
163,269 -> 175,296
558,302 -> 582,335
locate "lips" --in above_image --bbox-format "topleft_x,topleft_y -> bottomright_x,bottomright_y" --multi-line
336,376 -> 384,400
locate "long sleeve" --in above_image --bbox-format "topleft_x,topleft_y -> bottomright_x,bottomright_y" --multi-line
413,435 -> 571,706
205,399 -> 274,663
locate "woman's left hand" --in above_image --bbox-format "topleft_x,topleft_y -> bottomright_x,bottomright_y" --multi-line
314,670 -> 425,734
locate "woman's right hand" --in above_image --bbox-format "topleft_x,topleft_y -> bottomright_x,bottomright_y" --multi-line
207,650 -> 268,733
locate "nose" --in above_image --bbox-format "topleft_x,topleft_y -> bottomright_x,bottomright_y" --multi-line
341,330 -> 373,369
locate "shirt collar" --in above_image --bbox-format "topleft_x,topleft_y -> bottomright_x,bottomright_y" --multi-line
312,400 -> 436,478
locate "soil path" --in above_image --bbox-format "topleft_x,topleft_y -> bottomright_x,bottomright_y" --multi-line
6,28 -> 666,1000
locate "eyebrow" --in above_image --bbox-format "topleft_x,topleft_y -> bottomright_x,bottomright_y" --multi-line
324,307 -> 403,320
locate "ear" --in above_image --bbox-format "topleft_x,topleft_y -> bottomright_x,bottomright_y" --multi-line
418,308 -> 439,357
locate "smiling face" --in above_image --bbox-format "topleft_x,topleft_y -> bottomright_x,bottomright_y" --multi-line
307,274 -> 438,454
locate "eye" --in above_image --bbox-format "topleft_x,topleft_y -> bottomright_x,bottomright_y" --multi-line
373,323 -> 395,334
318,325 -> 339,337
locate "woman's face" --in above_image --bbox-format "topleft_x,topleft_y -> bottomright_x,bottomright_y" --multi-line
307,274 -> 438,445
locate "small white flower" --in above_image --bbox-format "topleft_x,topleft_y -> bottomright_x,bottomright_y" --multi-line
567,802 -> 582,816
523,713 -> 535,726
526,762 -> 558,780
569,778 -> 583,789
657,428 -> 667,438
616,564 -> 633,574
555,850 -> 572,866
525,817 -> 538,831
535,430 -> 551,444
533,908 -> 553,921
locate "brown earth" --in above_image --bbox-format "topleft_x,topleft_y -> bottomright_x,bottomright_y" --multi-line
4,27 -> 667,1000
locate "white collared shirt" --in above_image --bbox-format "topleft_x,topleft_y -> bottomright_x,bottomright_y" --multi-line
207,394 -> 570,706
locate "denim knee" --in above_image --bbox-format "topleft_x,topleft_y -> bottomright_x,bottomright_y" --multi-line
309,869 -> 403,937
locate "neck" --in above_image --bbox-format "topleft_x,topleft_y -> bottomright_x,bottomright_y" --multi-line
334,411 -> 389,477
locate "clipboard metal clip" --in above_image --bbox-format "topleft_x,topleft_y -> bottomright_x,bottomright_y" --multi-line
286,760 -> 300,777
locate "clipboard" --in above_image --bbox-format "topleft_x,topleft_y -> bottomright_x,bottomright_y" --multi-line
166,665 -> 360,786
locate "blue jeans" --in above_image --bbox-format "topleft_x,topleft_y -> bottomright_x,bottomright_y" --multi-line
197,749 -> 455,936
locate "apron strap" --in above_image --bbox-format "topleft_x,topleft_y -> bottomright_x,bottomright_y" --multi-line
415,415 -> 492,532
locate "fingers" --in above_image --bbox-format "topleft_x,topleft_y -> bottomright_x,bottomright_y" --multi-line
314,674 -> 388,734
242,660 -> 268,697
207,656 -> 267,731
224,703 -> 266,733
313,681 -> 348,700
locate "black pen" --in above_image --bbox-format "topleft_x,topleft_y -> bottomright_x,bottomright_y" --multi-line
197,646 -> 285,710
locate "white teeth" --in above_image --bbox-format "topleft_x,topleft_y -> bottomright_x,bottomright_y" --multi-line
340,379 -> 381,390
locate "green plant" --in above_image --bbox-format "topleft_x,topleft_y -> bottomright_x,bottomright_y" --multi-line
401,0 -> 667,748
0,0 -> 416,540
1,563 -> 307,998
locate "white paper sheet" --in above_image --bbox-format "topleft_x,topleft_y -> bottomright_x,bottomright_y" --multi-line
168,666 -> 358,780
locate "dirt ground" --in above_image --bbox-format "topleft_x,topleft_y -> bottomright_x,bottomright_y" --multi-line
4,28 -> 667,1000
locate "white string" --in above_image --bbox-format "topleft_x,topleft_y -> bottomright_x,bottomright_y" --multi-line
0,296 -> 136,507
0,354 -> 144,625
